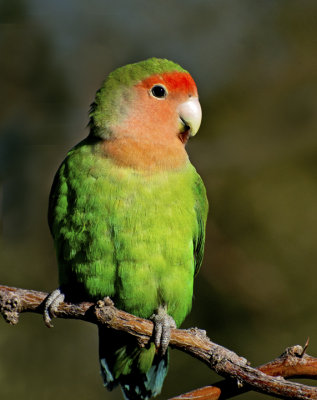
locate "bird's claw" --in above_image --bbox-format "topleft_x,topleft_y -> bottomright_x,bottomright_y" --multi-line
151,306 -> 176,355
43,288 -> 65,328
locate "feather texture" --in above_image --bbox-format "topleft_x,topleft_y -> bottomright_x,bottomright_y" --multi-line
49,137 -> 207,326
48,58 -> 208,399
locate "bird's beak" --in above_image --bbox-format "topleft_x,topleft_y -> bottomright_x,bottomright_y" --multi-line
177,97 -> 202,144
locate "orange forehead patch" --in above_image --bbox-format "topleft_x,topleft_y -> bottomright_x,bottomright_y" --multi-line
137,72 -> 197,96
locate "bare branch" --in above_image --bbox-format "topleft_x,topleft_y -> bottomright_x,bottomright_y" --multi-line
170,386 -> 221,400
171,345 -> 317,399
1,284 -> 317,400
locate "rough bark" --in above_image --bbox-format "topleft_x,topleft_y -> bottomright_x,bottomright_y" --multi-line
1,284 -> 317,399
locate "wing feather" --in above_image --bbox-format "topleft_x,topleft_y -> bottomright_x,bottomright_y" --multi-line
193,173 -> 208,276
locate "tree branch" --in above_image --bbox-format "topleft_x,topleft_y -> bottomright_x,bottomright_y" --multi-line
1,284 -> 317,399
169,344 -> 317,399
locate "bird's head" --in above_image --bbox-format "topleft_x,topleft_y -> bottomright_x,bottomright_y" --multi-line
89,58 -> 202,170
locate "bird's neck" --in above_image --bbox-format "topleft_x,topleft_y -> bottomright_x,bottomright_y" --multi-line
101,136 -> 188,172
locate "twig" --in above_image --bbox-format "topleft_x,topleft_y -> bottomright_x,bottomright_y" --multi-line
170,345 -> 317,399
1,284 -> 317,399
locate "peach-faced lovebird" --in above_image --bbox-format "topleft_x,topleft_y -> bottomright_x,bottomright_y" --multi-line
45,58 -> 208,400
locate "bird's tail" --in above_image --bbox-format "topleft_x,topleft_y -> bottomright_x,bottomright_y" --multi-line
99,326 -> 168,400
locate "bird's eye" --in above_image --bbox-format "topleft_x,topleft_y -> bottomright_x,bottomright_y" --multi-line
150,84 -> 167,99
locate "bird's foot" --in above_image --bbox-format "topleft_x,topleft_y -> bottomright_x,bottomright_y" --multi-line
43,287 -> 65,328
150,305 -> 176,355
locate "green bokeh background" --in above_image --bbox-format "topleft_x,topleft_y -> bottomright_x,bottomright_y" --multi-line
1,1 -> 317,399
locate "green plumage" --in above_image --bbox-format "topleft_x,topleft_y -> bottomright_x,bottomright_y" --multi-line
49,137 -> 207,326
48,58 -> 208,399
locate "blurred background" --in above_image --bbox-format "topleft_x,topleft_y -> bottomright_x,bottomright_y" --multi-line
1,0 -> 317,399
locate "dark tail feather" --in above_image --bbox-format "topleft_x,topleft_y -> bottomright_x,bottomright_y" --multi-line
99,326 -> 168,399
120,351 -> 168,400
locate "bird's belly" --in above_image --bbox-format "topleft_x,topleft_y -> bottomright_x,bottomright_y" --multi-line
59,164 -> 197,327
112,234 -> 195,327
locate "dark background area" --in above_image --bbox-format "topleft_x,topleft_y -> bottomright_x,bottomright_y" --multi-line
1,1 -> 317,399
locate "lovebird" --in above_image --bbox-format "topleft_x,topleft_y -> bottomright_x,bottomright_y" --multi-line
45,58 -> 208,400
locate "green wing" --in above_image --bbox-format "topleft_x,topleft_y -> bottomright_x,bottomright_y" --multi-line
48,163 -> 63,236
193,173 -> 208,276
48,137 -> 94,236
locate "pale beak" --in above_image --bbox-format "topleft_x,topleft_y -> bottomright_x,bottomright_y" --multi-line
177,97 -> 202,143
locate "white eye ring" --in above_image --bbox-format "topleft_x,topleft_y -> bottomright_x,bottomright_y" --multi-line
150,84 -> 168,99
